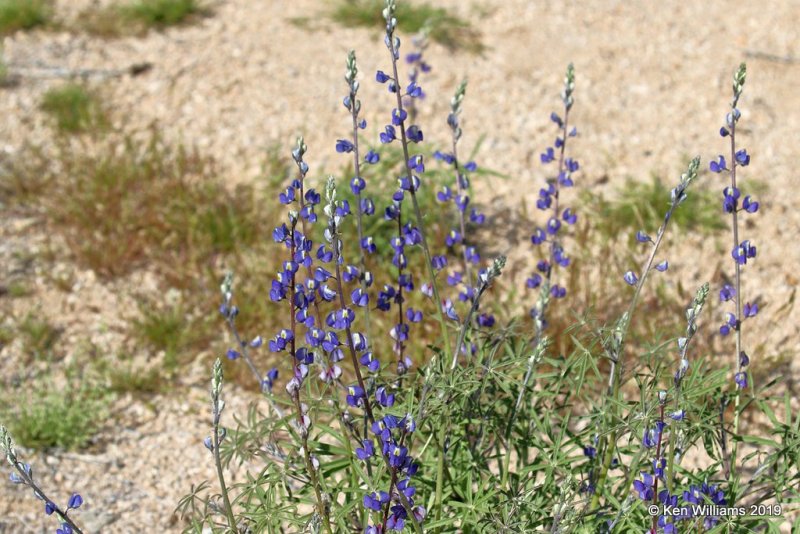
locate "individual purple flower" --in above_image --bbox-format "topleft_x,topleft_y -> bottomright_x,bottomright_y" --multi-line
719,284 -> 736,302
67,494 -> 83,510
360,351 -> 380,372
735,149 -> 750,166
392,108 -> 408,126
335,139 -> 354,153
709,155 -> 727,173
346,385 -> 365,407
732,240 -> 756,264
406,308 -> 423,323
735,372 -> 748,389
743,302 -> 758,317
406,125 -> 423,143
655,260 -> 669,272
623,271 -> 638,286
380,125 -> 396,144
356,439 -> 374,460
633,472 -> 655,500
376,386 -> 395,407
363,491 -> 389,511
364,150 -> 380,164
351,288 -> 369,307
742,195 -> 759,213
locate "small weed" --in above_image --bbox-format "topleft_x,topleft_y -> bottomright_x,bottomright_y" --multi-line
95,355 -> 165,394
7,133 -> 270,279
580,174 -> 727,244
40,83 -> 108,134
122,0 -> 202,27
2,373 -> 109,450
330,0 -> 483,52
0,324 -> 13,348
4,280 -> 31,298
132,300 -> 206,370
0,0 -> 52,35
18,312 -> 60,360
78,0 -> 206,36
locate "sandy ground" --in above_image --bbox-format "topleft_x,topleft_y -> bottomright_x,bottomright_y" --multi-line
1,0 -> 799,531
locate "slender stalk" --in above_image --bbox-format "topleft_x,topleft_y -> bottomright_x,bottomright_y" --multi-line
385,23 -> 452,358
9,460 -> 85,534
650,404 -> 666,534
590,158 -> 700,510
395,215 -> 408,372
345,51 -> 372,342
224,314 -> 285,419
287,220 -> 332,534
501,343 -> 545,488
534,106 -> 570,349
727,114 -> 744,485
329,210 -> 423,534
450,256 -> 506,370
210,360 -> 237,532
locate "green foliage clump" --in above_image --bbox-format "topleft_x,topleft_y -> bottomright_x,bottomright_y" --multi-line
121,0 -> 202,28
3,373 -> 109,450
0,0 -> 51,35
330,0 -> 483,52
40,83 -> 108,134
581,174 -> 727,243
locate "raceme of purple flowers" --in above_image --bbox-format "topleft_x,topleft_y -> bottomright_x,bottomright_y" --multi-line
712,64 -> 757,389
528,64 -> 578,332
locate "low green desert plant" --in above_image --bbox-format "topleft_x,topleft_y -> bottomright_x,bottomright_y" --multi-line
80,0 -> 205,36
3,372 -> 109,450
40,83 -> 108,134
330,0 -> 483,52
0,0 -> 51,35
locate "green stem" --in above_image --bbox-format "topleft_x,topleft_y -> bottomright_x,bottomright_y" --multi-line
589,161 -> 695,510
212,410 -> 237,531
434,424 -> 446,532
387,32 -> 452,359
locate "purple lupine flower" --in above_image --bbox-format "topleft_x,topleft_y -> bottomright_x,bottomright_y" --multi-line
709,155 -> 727,173
380,125 -> 396,144
335,139 -> 354,153
742,195 -> 759,213
346,385 -> 365,407
376,386 -> 395,407
406,125 -> 423,143
719,284 -> 735,301
719,311 -> 737,336
364,150 -> 380,164
623,271 -> 639,286
359,351 -> 380,372
356,439 -> 374,460
732,240 -> 756,264
633,472 -> 655,500
67,494 -> 83,510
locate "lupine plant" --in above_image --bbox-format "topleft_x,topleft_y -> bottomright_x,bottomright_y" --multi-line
5,3 -> 799,533
709,63 -> 758,484
2,426 -> 84,534
528,63 -> 579,346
